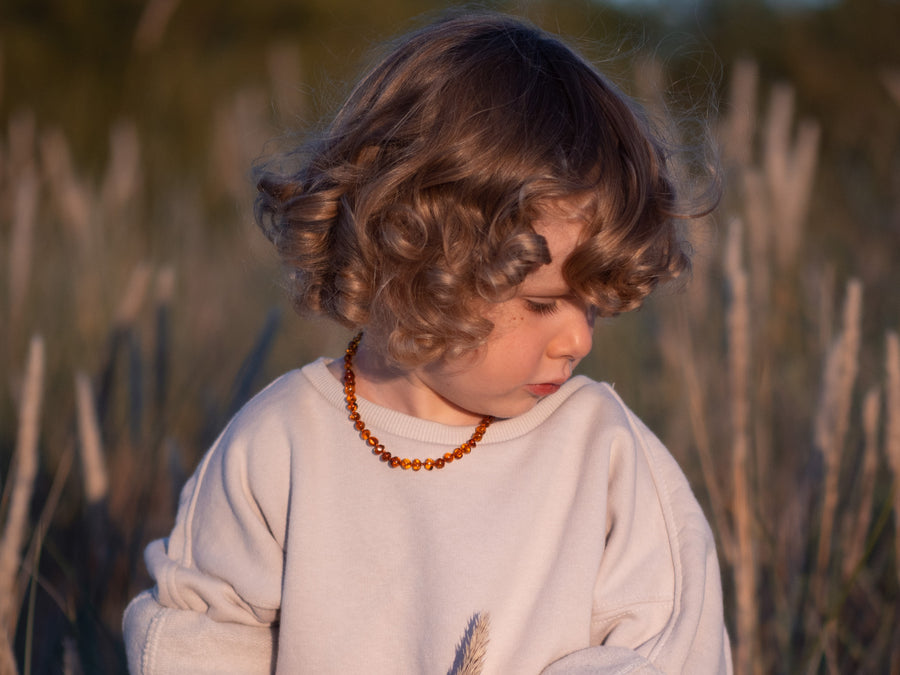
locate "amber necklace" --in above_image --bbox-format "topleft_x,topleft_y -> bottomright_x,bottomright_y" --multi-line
342,332 -> 493,471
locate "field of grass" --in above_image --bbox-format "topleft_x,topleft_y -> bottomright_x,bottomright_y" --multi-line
2,7 -> 900,674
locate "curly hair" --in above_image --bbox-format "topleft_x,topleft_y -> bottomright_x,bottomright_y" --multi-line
255,12 -> 715,366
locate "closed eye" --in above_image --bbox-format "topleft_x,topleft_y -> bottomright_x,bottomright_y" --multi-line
524,299 -> 560,316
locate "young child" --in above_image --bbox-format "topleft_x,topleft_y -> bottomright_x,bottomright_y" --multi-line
124,12 -> 731,674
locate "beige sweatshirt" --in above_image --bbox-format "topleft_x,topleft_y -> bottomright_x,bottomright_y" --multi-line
124,358 -> 732,674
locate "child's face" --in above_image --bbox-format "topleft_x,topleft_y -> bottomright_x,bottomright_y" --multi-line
416,204 -> 595,424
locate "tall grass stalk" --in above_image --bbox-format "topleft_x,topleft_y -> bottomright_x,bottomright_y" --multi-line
724,219 -> 757,675
762,83 -> 820,270
7,168 -> 38,341
0,336 -> 45,635
38,128 -> 92,241
885,331 -> 900,588
719,58 -> 758,168
133,0 -> 182,52
841,387 -> 882,578
882,69 -> 900,108
813,279 -> 862,588
100,120 -> 142,220
669,307 -> 734,564
75,373 -> 108,505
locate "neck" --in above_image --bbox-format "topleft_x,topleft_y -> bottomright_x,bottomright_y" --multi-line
327,336 -> 485,426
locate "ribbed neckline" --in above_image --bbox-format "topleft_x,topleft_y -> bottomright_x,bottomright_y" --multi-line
301,357 -> 591,445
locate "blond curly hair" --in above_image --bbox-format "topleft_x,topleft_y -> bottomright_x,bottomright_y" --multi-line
255,12 -> 714,366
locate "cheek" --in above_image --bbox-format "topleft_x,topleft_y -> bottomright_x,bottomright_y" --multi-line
486,304 -> 528,338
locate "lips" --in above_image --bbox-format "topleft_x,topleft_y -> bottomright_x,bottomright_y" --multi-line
526,383 -> 562,397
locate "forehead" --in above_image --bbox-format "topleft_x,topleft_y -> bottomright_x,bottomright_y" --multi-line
522,199 -> 588,291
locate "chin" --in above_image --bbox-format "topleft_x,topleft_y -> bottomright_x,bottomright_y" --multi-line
486,397 -> 540,420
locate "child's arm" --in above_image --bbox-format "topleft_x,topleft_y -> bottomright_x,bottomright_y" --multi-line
123,409 -> 289,674
542,395 -> 732,675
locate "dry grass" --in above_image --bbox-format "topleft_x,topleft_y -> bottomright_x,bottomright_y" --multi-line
0,47 -> 898,675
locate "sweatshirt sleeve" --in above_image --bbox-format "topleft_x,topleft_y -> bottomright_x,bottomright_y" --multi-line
542,391 -> 732,675
123,403 -> 291,674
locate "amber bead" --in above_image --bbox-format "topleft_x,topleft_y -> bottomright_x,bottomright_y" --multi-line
341,332 -> 493,473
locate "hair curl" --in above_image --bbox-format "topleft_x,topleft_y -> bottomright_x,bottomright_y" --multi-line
255,12 -> 717,366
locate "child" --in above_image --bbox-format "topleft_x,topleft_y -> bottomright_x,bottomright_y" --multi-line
124,12 -> 731,674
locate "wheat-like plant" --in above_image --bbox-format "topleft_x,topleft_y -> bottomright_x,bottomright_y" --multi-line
133,0 -> 181,52
7,167 -> 38,340
724,218 -> 758,675
841,386 -> 881,579
885,331 -> 900,588
75,372 -> 108,505
451,612 -> 490,675
762,83 -> 820,270
0,336 -> 45,636
813,279 -> 862,587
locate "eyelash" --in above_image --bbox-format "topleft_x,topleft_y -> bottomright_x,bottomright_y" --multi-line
525,300 -> 560,316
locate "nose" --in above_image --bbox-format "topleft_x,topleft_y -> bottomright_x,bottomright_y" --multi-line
548,304 -> 594,362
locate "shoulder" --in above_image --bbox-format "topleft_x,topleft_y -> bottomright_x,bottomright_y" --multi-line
554,376 -> 710,531
220,359 -> 333,441
547,376 -> 660,447
193,362 -> 333,495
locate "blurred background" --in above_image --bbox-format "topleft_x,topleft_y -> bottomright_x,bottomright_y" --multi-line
1,0 -> 898,672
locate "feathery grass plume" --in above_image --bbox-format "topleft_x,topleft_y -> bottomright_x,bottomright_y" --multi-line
267,42 -> 306,125
133,0 -> 181,52
762,83 -> 820,270
7,167 -> 38,337
115,263 -> 153,327
885,332 -> 900,588
724,218 -> 758,675
209,87 -> 269,204
7,109 -> 36,174
0,632 -> 15,675
719,58 -> 758,167
38,127 -> 92,240
813,279 -> 862,587
881,69 -> 900,108
841,387 -> 881,579
75,372 -> 108,505
666,306 -> 734,564
740,169 -> 771,315
812,265 -> 836,359
0,335 -> 45,634
100,119 -> 142,219
451,612 -> 490,675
